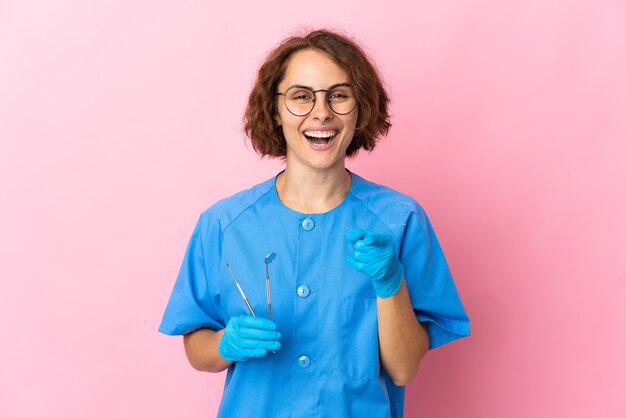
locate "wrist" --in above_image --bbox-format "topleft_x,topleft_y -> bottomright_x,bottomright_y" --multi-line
374,261 -> 404,298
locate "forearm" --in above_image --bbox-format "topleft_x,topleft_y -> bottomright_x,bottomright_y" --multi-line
377,280 -> 429,386
183,328 -> 232,373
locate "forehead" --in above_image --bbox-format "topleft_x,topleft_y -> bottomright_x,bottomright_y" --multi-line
279,49 -> 350,89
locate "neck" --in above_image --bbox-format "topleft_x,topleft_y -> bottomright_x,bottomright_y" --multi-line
276,164 -> 351,214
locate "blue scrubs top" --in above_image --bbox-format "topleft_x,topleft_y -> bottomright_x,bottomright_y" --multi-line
159,172 -> 470,418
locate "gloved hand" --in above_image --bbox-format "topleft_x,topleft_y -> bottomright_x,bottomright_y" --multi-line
345,228 -> 404,298
218,315 -> 282,362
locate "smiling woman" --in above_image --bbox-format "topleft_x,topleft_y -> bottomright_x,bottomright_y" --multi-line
159,29 -> 470,418
245,30 -> 390,158
274,49 -> 358,175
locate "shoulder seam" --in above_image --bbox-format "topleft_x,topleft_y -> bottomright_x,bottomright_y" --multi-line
348,191 -> 402,237
221,183 -> 276,234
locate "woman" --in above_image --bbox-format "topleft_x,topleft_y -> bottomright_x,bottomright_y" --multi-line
159,29 -> 469,418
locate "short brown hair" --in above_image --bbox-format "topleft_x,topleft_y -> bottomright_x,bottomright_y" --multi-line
244,29 -> 391,158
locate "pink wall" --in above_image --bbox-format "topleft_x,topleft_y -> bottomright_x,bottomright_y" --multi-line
1,1 -> 624,417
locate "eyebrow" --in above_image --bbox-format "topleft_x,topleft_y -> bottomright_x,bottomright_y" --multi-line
288,82 -> 352,90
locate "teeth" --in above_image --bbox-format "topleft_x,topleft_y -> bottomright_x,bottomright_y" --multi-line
304,130 -> 337,138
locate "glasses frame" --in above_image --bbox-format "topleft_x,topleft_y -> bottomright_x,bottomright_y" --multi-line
275,84 -> 357,117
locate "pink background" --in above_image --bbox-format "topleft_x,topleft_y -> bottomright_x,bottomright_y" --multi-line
1,1 -> 625,417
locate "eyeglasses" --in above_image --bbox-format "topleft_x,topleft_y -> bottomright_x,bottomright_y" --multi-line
276,83 -> 357,117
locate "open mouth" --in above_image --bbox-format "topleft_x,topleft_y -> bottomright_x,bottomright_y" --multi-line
303,130 -> 338,147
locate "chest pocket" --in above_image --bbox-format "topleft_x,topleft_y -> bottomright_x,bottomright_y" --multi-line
340,298 -> 381,379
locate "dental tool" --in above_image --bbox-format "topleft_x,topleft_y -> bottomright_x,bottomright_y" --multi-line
225,263 -> 256,317
264,252 -> 277,320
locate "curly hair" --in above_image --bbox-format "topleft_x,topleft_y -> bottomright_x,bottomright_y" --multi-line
244,29 -> 391,158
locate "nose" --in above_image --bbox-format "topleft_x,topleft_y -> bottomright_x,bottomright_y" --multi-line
310,93 -> 333,120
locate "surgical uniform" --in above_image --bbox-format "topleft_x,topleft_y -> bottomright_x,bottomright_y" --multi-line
159,171 -> 470,418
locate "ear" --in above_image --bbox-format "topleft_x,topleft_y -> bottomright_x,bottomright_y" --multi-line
274,114 -> 282,127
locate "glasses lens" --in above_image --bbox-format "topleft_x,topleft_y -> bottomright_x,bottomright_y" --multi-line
283,86 -> 357,116
327,86 -> 356,115
285,87 -> 315,116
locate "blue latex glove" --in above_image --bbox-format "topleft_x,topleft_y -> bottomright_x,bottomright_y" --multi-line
218,315 -> 282,362
345,228 -> 404,298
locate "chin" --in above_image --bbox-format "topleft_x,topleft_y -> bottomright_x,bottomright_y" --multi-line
305,155 -> 346,171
